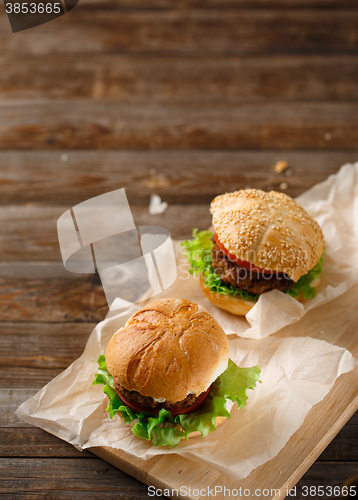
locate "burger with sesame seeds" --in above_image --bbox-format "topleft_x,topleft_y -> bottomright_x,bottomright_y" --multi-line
182,189 -> 325,316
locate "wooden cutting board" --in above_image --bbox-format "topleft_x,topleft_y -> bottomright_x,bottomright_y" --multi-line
91,282 -> 358,500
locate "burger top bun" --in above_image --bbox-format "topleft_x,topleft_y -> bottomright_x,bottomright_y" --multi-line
211,189 -> 325,282
106,298 -> 229,402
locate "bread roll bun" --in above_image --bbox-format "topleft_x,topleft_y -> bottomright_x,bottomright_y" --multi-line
200,275 -> 254,316
106,298 -> 229,402
200,274 -> 316,316
185,416 -> 227,439
211,189 -> 325,282
183,398 -> 233,439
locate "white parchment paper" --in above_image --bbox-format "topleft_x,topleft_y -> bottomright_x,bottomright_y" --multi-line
16,163 -> 358,480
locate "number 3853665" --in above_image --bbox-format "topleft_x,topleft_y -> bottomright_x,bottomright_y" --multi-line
5,3 -> 62,14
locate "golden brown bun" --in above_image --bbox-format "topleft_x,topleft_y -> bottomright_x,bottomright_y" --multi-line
200,275 -> 318,316
185,416 -> 227,439
211,189 -> 325,282
134,415 -> 227,442
200,275 -> 255,316
106,298 -> 229,402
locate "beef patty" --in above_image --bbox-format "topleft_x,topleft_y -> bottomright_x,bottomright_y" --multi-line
115,381 -> 204,411
211,242 -> 295,295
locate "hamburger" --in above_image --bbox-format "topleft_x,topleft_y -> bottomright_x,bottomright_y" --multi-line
183,189 -> 325,316
93,298 -> 260,447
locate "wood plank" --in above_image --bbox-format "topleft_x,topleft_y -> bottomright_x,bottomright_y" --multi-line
0,458 -> 356,498
0,205 -> 211,260
296,462 -> 358,495
0,100 -> 358,150
1,55 -> 358,101
0,264 -> 107,324
0,492 -> 150,500
76,0 -> 358,9
1,150 -> 355,205
0,367 -> 83,389
1,10 -> 358,56
0,429 -> 94,458
0,322 -> 95,376
0,458 -> 150,497
319,412 -> 358,462
0,389 -> 47,427
0,205 -> 65,261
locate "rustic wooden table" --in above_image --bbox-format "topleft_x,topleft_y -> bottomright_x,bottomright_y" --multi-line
1,0 -> 358,498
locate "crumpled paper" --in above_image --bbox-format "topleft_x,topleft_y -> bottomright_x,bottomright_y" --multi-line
15,163 -> 358,480
147,162 -> 358,339
16,306 -> 357,480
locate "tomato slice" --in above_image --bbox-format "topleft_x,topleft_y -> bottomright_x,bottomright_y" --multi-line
116,386 -> 211,418
214,233 -> 276,275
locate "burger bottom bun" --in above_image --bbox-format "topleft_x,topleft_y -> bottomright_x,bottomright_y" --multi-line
181,399 -> 232,439
200,275 -> 316,316
200,275 -> 255,316
184,416 -> 227,440
126,393 -> 231,444
126,410 -> 228,442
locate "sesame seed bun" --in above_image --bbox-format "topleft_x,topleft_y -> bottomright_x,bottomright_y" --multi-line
211,189 -> 325,282
106,298 -> 229,402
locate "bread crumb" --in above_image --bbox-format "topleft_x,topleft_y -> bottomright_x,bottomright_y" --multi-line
279,182 -> 288,190
273,161 -> 289,173
149,194 -> 168,215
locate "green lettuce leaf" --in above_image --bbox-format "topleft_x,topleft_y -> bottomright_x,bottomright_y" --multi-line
212,359 -> 261,407
93,356 -> 261,448
285,251 -> 324,300
181,229 -> 324,302
93,354 -> 114,387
